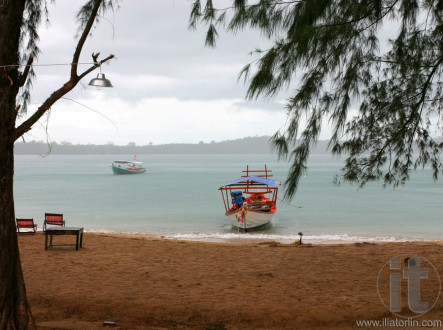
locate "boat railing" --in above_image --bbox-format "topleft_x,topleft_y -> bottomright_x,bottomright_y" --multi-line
243,190 -> 274,194
219,186 -> 278,212
241,164 -> 273,178
220,165 -> 279,212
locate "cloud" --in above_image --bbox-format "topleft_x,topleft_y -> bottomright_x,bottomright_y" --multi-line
21,1 -> 294,145
19,94 -> 289,145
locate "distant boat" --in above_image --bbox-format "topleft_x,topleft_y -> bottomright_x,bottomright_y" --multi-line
219,165 -> 280,231
111,160 -> 146,174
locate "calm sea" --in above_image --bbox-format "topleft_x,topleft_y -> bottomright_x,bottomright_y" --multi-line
13,154 -> 442,243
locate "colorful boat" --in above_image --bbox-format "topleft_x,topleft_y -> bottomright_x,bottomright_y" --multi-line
111,160 -> 146,174
219,165 -> 280,231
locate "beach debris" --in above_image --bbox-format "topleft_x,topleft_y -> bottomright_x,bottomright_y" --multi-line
103,321 -> 116,327
354,242 -> 375,247
298,232 -> 303,245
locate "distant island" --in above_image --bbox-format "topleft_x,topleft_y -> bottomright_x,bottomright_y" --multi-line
14,136 -> 332,155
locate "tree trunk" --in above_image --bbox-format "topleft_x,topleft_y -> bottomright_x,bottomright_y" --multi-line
1,1 -> 110,325
0,0 -> 36,328
0,143 -> 36,329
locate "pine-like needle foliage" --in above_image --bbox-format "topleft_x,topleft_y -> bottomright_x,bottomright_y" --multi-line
75,0 -> 120,37
190,0 -> 443,199
17,0 -> 49,115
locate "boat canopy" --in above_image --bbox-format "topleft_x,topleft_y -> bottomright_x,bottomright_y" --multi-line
113,160 -> 143,165
219,175 -> 279,188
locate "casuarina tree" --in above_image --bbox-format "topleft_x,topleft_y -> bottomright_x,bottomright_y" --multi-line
0,1 -> 116,328
190,0 -> 443,199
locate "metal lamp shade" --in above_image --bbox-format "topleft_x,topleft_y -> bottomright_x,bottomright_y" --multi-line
88,73 -> 113,87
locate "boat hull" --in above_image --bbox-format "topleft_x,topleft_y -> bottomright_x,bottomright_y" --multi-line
112,165 -> 146,174
226,209 -> 275,230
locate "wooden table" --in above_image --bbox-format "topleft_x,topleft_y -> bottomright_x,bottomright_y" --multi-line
45,227 -> 84,250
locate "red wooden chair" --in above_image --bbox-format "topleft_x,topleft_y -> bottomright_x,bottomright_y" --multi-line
16,218 -> 38,234
43,213 -> 65,232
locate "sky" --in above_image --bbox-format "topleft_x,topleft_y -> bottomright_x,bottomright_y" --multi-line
15,1 -> 442,146
18,0 -> 305,146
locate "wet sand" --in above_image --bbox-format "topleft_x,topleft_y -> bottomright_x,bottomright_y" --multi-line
18,233 -> 443,329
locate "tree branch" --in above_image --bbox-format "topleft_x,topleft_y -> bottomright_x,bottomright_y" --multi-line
13,54 -> 114,141
17,54 -> 34,87
71,0 -> 102,78
78,54 -> 114,80
12,0 -> 116,142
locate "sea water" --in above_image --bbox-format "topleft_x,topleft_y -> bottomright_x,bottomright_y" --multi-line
13,154 -> 442,243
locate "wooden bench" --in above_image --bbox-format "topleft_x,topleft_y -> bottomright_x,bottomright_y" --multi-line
16,218 -> 38,234
43,213 -> 65,232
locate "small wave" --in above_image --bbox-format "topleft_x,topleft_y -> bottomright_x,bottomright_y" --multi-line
82,229 -> 436,244
162,232 -> 415,244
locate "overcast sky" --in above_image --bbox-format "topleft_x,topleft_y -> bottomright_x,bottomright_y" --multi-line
18,0 -> 332,145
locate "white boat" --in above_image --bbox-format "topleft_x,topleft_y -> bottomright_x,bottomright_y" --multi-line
219,165 -> 280,231
111,160 -> 146,174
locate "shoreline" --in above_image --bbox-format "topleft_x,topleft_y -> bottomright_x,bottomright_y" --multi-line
23,227 -> 443,246
18,233 -> 443,329
82,229 -> 442,245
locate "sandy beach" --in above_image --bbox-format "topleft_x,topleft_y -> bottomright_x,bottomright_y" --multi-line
18,233 -> 443,329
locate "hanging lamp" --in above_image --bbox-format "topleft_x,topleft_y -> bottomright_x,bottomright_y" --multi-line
88,65 -> 113,87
